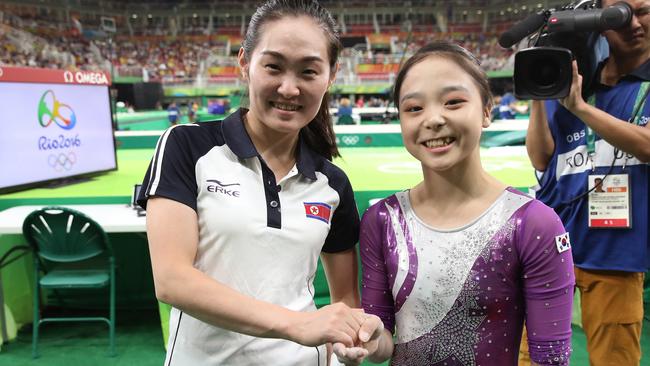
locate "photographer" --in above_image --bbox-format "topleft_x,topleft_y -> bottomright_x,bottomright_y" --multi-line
526,0 -> 649,364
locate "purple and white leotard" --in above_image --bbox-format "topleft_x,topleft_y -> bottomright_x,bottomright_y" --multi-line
360,188 -> 574,366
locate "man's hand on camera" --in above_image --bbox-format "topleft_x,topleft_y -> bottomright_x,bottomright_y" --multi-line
560,60 -> 588,114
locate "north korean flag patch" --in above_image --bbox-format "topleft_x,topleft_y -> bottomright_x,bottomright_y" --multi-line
303,202 -> 332,224
555,232 -> 571,253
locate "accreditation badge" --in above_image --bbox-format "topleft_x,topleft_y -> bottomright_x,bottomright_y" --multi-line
587,174 -> 631,228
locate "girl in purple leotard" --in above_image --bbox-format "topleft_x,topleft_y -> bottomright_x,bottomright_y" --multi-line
333,41 -> 575,366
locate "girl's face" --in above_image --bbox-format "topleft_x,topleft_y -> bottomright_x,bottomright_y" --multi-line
398,55 -> 490,172
239,16 -> 336,134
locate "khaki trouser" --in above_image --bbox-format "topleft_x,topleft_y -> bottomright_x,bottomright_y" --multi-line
519,326 -> 532,365
519,267 -> 644,366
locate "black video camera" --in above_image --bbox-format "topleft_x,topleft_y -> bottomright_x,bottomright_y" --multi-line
499,0 -> 633,100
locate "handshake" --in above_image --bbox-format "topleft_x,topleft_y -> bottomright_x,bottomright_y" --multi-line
288,302 -> 387,366
331,310 -> 385,365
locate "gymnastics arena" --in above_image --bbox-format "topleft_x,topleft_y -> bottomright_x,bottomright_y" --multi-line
0,0 -> 647,365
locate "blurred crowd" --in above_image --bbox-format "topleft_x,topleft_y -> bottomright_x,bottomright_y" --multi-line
0,8 -> 514,83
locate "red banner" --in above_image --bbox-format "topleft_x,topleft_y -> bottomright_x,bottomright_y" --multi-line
356,64 -> 400,74
0,66 -> 111,85
208,66 -> 239,76
589,219 -> 629,227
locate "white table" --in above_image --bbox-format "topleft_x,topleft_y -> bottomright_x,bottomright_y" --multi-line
0,204 -> 146,234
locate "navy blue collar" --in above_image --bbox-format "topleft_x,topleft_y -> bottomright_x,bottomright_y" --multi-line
631,58 -> 650,81
221,108 -> 318,180
595,57 -> 650,88
222,109 -> 257,159
296,135 -> 318,180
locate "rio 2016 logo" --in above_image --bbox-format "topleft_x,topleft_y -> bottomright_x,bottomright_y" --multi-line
38,90 -> 77,130
37,90 -> 81,171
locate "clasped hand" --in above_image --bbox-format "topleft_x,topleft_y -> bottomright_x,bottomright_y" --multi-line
331,312 -> 384,365
289,302 -> 384,365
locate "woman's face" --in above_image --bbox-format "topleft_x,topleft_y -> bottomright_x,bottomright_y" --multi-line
239,16 -> 335,134
398,55 -> 490,172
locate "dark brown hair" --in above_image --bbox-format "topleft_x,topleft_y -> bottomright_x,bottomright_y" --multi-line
242,0 -> 341,160
393,41 -> 493,114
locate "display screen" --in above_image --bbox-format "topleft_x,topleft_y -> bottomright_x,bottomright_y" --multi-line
0,81 -> 117,193
131,184 -> 142,207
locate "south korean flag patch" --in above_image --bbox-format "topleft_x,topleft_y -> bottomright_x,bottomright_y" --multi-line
555,232 -> 571,254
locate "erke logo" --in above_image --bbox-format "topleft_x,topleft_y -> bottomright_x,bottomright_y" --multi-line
555,232 -> 571,254
206,179 -> 240,197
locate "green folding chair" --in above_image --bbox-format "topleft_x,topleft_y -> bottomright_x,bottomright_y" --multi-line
22,206 -> 115,358
337,114 -> 355,125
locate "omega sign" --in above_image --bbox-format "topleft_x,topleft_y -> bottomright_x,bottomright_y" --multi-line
64,70 -> 109,84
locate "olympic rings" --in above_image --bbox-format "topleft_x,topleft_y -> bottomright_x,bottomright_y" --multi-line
48,151 -> 77,171
341,135 -> 360,145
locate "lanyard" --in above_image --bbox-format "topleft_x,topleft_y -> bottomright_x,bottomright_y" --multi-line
585,81 -> 650,155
